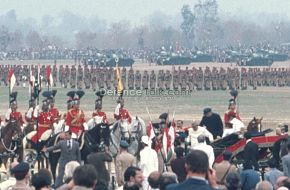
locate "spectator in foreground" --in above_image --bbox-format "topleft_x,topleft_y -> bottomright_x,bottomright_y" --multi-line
0,161 -> 18,190
117,166 -> 144,190
123,182 -> 141,190
264,159 -> 283,187
10,162 -> 32,190
63,161 -> 80,184
214,151 -> 237,185
31,169 -> 52,190
282,142 -> 290,177
255,181 -> 273,190
224,172 -> 241,190
170,147 -> 186,183
159,172 -> 178,190
240,162 -> 260,190
148,171 -> 160,190
72,165 -> 97,190
166,150 -> 218,190
275,176 -> 288,189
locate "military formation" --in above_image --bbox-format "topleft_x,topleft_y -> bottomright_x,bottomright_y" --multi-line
2,64 -> 290,91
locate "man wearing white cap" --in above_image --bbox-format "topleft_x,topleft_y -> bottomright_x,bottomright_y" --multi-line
139,135 -> 158,190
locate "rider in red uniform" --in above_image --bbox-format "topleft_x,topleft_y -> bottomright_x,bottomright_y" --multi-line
25,94 -> 38,126
5,92 -> 25,127
31,98 -> 54,144
224,99 -> 241,123
92,90 -> 108,124
65,91 -> 87,138
114,98 -> 132,123
48,90 -> 60,124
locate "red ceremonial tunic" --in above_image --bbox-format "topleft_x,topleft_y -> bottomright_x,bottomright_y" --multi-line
49,107 -> 60,123
66,108 -> 86,136
8,111 -> 24,126
92,111 -> 109,124
25,108 -> 37,124
31,111 -> 53,143
114,108 -> 132,123
224,110 -> 241,124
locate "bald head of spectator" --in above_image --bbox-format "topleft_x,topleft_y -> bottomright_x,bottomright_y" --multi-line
255,181 -> 273,190
225,172 -> 241,190
159,172 -> 178,190
148,171 -> 160,189
275,176 -> 288,189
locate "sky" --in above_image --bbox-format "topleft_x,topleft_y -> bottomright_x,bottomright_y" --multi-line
0,0 -> 289,24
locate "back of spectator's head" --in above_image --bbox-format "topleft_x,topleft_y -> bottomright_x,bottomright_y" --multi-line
255,181 -> 273,190
124,166 -> 142,182
10,162 -> 30,181
123,182 -> 141,190
148,171 -> 160,189
159,172 -> 178,190
185,150 -> 209,175
197,135 -> 206,143
73,164 -> 97,188
175,147 -> 184,158
31,170 -> 52,190
64,161 -> 80,182
275,176 -> 288,189
223,150 -> 232,161
225,172 -> 241,190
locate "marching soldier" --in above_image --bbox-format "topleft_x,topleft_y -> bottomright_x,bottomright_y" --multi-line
142,70 -> 149,90
135,70 -> 141,90
172,68 -> 179,90
196,67 -> 203,90
5,92 -> 25,127
77,65 -> 83,89
121,67 -> 127,89
64,65 -> 70,88
128,67 -> 134,90
84,64 -> 91,89
164,70 -> 172,90
91,66 -> 97,91
204,67 -> 211,90
53,64 -> 57,87
97,67 -> 105,89
241,68 -> 248,90
157,70 -> 164,90
114,98 -> 132,123
65,91 -> 88,138
180,70 -> 187,91
59,65 -> 64,87
70,65 -> 77,89
150,70 -> 156,90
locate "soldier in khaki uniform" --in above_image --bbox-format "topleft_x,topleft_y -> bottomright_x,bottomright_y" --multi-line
204,67 -> 211,90
211,67 -> 219,90
53,64 -> 57,87
91,66 -> 97,91
172,68 -> 179,90
84,65 -> 91,89
219,67 -> 227,90
157,70 -> 164,90
164,70 -> 172,90
70,65 -> 77,89
180,70 -> 187,91
115,140 -> 136,187
196,67 -> 203,90
142,70 -> 149,90
135,70 -> 141,90
77,65 -> 83,89
121,67 -> 127,89
98,67 -> 105,89
128,67 -> 134,90
149,70 -> 156,90
241,68 -> 248,90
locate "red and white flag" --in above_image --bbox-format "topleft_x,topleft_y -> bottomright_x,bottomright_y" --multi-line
162,122 -> 172,162
46,66 -> 53,87
169,119 -> 176,150
8,68 -> 16,93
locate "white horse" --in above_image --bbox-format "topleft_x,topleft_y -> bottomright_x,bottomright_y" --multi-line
109,116 -> 146,157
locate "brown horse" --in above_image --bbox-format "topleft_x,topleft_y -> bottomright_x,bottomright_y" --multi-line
0,121 -> 23,165
247,117 -> 263,133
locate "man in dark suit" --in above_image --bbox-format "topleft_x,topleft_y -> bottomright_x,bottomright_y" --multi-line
200,107 -> 223,139
43,128 -> 81,188
166,150 -> 219,190
243,133 -> 259,171
170,147 -> 186,183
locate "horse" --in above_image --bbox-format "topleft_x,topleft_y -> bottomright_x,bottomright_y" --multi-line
109,116 -> 146,157
247,117 -> 263,133
0,121 -> 23,165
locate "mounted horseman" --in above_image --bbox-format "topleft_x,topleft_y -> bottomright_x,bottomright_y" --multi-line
48,90 -> 60,124
65,90 -> 88,139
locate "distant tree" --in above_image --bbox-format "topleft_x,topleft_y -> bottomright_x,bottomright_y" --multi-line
8,29 -> 23,50
0,26 -> 11,51
75,31 -> 97,48
26,30 -> 43,49
180,5 -> 195,48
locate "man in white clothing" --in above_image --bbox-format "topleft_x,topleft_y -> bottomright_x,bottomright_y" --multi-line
188,121 -> 213,148
139,135 -> 158,190
193,135 -> 215,168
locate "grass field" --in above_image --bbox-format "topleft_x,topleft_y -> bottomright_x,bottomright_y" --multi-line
0,60 -> 290,129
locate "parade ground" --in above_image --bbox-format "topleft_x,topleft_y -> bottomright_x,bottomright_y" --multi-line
1,60 -> 290,129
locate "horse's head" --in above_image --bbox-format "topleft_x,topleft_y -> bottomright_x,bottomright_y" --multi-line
119,119 -> 130,139
247,117 -> 263,132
